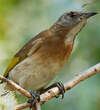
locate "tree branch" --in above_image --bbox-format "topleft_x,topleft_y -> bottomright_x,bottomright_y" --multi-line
0,63 -> 100,110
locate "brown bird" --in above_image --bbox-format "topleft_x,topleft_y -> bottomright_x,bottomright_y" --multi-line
1,11 -> 97,104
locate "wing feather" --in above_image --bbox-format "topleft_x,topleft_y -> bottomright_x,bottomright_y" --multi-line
3,30 -> 47,78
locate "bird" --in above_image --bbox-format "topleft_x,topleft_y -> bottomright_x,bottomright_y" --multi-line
1,11 -> 97,105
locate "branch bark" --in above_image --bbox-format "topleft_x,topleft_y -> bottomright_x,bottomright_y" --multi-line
0,63 -> 100,110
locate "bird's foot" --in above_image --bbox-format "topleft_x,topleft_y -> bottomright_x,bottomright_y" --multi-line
27,91 -> 40,108
40,82 -> 65,99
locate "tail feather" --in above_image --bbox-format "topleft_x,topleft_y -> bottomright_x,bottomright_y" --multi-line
0,80 -> 3,84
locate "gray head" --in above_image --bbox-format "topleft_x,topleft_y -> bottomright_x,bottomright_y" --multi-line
56,11 -> 97,27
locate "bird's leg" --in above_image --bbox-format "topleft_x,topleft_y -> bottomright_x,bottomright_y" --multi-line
27,91 -> 40,108
40,82 -> 65,99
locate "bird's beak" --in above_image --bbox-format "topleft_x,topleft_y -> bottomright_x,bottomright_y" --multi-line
82,12 -> 97,19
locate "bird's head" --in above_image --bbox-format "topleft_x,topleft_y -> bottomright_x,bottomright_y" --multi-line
54,11 -> 97,44
56,11 -> 97,27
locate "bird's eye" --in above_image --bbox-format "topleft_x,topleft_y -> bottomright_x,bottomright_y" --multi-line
68,12 -> 76,18
70,14 -> 76,17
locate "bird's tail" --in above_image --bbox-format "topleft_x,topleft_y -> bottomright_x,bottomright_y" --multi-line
0,81 -> 3,84
0,73 -> 7,84
0,75 -> 4,84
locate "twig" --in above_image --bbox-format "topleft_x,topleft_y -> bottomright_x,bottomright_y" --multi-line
15,103 -> 30,110
0,75 -> 31,98
36,102 -> 41,110
0,63 -> 100,110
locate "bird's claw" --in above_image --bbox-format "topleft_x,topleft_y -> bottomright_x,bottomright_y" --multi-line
53,82 -> 65,99
40,82 -> 65,99
27,91 -> 40,108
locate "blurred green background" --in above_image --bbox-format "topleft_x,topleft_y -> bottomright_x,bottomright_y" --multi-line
0,0 -> 100,110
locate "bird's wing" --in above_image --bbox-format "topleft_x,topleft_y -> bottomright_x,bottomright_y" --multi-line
3,31 -> 46,78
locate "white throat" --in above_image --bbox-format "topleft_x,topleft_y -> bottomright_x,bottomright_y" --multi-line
65,19 -> 87,45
